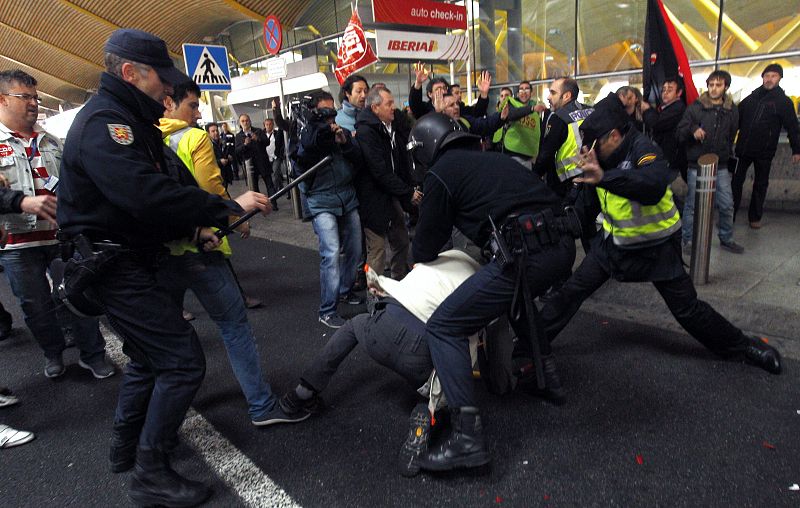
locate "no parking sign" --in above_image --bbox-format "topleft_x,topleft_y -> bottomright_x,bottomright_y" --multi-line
264,15 -> 282,56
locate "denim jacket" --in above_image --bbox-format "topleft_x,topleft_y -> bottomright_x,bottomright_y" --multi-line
0,122 -> 62,233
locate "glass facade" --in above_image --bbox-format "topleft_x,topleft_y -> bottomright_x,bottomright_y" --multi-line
222,0 -> 799,109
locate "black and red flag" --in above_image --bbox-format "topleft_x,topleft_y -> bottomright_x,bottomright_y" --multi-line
643,0 -> 698,106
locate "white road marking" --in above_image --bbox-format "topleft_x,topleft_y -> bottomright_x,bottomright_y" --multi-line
101,324 -> 302,508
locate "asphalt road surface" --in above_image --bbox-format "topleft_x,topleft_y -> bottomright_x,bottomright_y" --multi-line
1,236 -> 797,507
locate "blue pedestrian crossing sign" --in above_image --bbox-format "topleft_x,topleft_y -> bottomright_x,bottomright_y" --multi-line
182,44 -> 232,91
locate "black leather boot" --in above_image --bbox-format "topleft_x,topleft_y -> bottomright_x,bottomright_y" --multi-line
129,448 -> 212,507
744,336 -> 782,374
520,354 -> 565,405
109,421 -> 142,473
417,406 -> 490,472
110,437 -> 137,473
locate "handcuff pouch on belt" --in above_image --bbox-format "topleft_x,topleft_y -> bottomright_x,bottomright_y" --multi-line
55,233 -> 123,318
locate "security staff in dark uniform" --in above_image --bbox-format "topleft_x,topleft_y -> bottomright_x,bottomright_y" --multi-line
57,29 -> 270,507
408,114 -> 579,472
539,93 -> 782,376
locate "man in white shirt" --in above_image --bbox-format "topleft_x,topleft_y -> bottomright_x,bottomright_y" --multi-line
262,118 -> 285,195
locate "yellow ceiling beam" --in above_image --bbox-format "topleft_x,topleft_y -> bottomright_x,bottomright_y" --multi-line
476,19 -> 524,79
757,14 -> 800,53
521,28 -> 566,60
691,0 -> 760,52
662,6 -> 714,60
741,15 -> 800,76
219,0 -> 264,20
679,19 -> 718,57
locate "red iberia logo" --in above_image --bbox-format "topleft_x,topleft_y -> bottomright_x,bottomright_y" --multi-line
108,124 -> 134,145
0,144 -> 14,157
387,40 -> 438,52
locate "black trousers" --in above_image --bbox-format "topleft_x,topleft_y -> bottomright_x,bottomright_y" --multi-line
301,304 -> 432,393
425,236 -> 576,408
732,156 -> 772,222
94,253 -> 206,452
540,247 -> 748,357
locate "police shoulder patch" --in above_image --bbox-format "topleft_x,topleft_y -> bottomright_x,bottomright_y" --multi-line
108,124 -> 134,145
637,153 -> 657,166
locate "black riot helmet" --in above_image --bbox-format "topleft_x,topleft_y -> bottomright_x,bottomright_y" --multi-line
406,113 -> 480,168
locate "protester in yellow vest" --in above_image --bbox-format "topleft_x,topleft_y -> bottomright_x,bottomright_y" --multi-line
540,93 -> 782,377
492,80 -> 542,169
157,81 -> 306,427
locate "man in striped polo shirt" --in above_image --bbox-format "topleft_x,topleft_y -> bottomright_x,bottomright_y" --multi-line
0,70 -> 113,379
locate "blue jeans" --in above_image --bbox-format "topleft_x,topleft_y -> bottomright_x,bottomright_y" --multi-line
682,166 -> 735,244
0,245 -> 105,361
311,209 -> 362,317
157,251 -> 276,420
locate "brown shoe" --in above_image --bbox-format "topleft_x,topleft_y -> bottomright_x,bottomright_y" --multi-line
749,221 -> 761,229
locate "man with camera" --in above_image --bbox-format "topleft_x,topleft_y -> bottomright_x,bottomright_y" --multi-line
296,91 -> 362,329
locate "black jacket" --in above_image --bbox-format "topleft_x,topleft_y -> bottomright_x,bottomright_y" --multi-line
413,149 -> 561,262
642,99 -> 686,168
234,127 -> 269,172
677,92 -> 738,164
57,72 -> 240,248
355,108 -> 415,234
735,85 -> 800,159
459,97 -> 489,118
263,129 -> 285,160
210,138 -> 232,171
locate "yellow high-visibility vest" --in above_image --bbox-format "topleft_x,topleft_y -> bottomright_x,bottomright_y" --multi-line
596,185 -> 681,247
163,127 -> 232,257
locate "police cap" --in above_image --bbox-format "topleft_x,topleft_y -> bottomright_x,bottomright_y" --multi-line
579,92 -> 630,149
104,29 -> 189,86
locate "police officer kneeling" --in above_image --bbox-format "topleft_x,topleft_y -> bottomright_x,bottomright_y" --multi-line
409,114 -> 579,472
57,29 -> 270,506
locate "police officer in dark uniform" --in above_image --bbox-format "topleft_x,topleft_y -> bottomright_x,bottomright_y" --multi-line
57,29 -> 270,507
539,93 -> 782,375
408,114 -> 579,472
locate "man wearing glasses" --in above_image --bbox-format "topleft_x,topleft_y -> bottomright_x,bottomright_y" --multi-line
0,70 -> 114,381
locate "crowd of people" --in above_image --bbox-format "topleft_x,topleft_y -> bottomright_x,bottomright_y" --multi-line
0,25 -> 797,507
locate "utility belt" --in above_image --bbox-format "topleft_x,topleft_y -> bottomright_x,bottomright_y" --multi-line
55,233 -> 129,318
489,207 -> 582,268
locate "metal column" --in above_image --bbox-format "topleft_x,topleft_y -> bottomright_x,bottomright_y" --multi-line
690,154 -> 718,285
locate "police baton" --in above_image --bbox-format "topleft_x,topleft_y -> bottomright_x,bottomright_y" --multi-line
216,155 -> 332,238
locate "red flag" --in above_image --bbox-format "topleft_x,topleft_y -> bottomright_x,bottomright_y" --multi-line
643,0 -> 698,106
334,5 -> 378,85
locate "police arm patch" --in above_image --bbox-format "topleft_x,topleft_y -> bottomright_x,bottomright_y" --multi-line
108,124 -> 134,145
637,153 -> 657,166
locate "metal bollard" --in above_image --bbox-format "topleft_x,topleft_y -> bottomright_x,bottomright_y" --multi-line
690,154 -> 718,285
290,184 -> 302,219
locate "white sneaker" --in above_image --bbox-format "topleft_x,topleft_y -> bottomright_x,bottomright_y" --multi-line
0,386 -> 19,408
0,424 -> 35,449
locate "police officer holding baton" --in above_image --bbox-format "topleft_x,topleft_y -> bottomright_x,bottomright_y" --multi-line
57,29 -> 270,506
